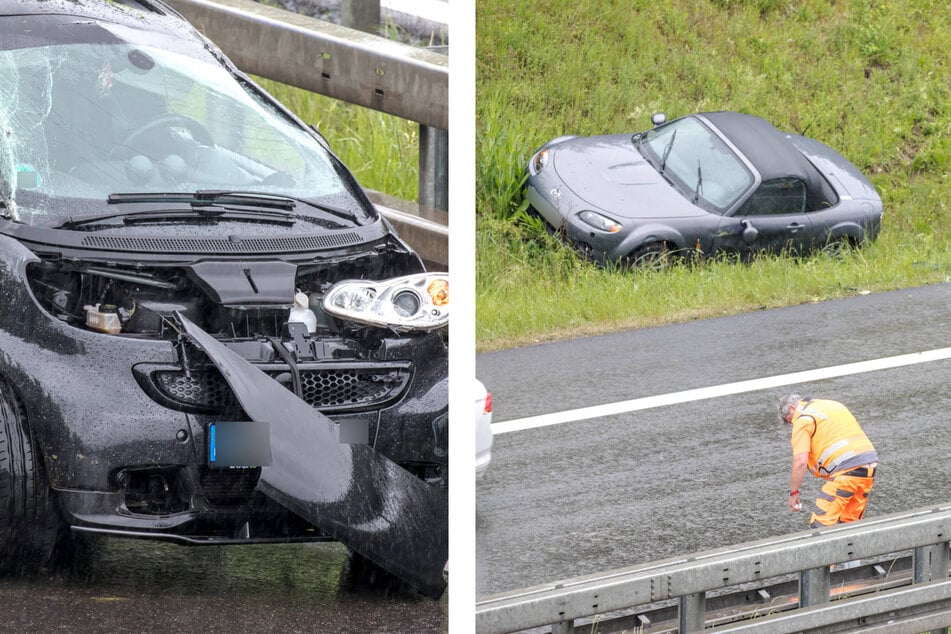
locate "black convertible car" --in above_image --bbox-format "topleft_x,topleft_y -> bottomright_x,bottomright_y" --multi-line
0,0 -> 448,597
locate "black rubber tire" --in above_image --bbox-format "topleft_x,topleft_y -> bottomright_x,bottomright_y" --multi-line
0,378 -> 63,574
821,236 -> 854,258
627,242 -> 671,271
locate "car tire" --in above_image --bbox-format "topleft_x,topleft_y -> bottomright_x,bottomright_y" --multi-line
0,377 -> 63,574
627,242 -> 671,271
821,236 -> 854,259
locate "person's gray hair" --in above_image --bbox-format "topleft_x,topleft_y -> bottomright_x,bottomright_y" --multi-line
778,394 -> 803,421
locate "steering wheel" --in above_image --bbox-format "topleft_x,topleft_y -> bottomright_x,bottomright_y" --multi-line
109,113 -> 214,160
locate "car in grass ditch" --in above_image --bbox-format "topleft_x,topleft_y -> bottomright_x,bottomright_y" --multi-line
0,0 -> 448,598
525,111 -> 883,268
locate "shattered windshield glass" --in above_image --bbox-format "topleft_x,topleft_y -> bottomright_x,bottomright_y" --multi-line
0,35 -> 371,225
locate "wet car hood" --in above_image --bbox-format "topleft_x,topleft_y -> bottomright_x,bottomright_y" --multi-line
179,316 -> 448,598
550,134 -> 706,220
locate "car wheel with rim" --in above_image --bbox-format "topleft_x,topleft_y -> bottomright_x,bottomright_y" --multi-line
820,236 -> 854,259
0,377 -> 63,574
626,242 -> 671,271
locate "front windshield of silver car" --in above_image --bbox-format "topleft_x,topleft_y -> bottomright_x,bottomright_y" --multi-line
640,116 -> 753,213
0,41 -> 368,224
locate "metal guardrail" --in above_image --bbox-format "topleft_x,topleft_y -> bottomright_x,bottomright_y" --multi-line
166,0 -> 448,127
476,504 -> 951,633
165,0 -> 449,267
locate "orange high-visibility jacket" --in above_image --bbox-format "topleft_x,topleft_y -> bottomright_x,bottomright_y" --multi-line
790,399 -> 877,479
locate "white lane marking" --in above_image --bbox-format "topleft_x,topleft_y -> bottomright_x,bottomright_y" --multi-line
491,347 -> 951,435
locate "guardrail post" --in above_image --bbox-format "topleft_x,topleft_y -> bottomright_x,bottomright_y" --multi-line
913,543 -> 951,634
799,565 -> 831,607
419,125 -> 448,212
913,542 -> 950,583
679,591 -> 706,632
340,0 -> 380,34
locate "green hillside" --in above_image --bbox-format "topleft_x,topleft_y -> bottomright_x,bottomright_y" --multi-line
476,0 -> 951,351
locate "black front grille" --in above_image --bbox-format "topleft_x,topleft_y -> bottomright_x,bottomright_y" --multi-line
151,364 -> 411,414
154,369 -> 236,412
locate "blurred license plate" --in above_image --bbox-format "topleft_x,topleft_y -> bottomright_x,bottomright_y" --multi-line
208,422 -> 271,468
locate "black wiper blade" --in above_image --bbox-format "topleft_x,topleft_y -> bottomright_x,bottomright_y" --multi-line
123,208 -> 297,227
53,191 -> 355,230
661,129 -> 677,173
107,190 -> 297,211
54,207 -> 225,230
53,191 -> 302,229
693,160 -> 703,204
53,207 -> 305,230
292,198 -> 361,224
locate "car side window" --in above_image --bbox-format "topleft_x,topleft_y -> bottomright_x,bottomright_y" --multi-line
737,178 -> 806,216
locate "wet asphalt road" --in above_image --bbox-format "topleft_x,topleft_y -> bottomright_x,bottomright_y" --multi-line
0,539 -> 446,632
475,283 -> 951,597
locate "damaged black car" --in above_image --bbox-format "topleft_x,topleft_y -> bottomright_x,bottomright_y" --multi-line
0,0 -> 448,598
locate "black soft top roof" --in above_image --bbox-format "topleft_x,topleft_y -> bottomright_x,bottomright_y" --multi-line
701,111 -> 810,181
700,111 -> 837,208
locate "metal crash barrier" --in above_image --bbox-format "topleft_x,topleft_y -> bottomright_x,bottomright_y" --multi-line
476,504 -> 951,633
166,0 -> 448,268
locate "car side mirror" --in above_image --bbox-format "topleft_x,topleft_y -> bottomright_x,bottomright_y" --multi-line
651,112 -> 667,127
741,219 -> 759,244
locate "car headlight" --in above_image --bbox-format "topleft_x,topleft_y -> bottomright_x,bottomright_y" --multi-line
531,149 -> 550,174
579,210 -> 622,233
321,273 -> 449,332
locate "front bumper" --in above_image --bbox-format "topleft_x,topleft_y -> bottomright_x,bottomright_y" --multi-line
526,181 -> 623,265
0,235 -> 449,596
39,320 -> 449,598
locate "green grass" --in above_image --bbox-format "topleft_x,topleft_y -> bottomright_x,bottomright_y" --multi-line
255,77 -> 420,202
476,0 -> 951,352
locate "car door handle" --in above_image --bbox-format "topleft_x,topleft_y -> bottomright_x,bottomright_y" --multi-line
786,223 -> 806,232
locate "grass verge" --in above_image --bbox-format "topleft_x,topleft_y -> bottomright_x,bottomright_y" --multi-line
476,0 -> 951,352
256,77 -> 419,202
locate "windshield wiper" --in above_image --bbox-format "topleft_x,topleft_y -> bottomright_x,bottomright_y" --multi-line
292,198 -> 363,224
53,207 -> 295,230
693,160 -> 703,204
52,190 -> 359,230
660,129 -> 677,173
111,190 -> 361,225
107,190 -> 298,211
53,191 -> 300,229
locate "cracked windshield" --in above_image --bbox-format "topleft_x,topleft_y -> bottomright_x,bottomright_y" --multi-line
0,33 -> 367,224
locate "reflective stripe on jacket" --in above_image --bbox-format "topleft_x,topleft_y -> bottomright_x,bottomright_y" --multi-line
791,399 -> 877,479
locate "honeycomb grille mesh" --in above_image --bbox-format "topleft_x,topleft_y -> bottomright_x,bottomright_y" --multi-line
153,366 -> 409,412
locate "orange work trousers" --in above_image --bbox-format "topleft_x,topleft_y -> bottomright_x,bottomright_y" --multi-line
809,472 -> 874,528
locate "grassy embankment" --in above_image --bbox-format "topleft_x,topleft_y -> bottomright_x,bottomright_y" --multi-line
476,0 -> 951,352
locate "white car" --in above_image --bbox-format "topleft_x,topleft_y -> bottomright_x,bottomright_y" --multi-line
475,379 -> 494,478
